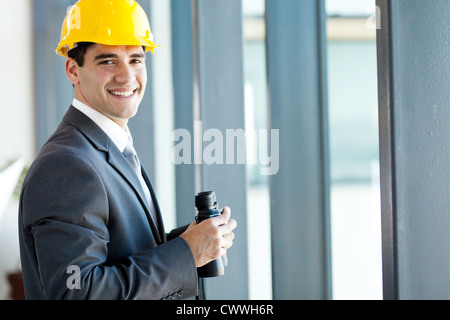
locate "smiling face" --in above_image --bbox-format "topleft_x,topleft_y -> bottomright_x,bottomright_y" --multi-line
65,44 -> 147,129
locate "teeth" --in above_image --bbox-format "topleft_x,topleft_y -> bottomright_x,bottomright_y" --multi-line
110,90 -> 134,97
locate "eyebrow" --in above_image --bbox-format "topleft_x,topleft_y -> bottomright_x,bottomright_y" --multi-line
94,53 -> 118,61
131,53 -> 146,59
93,52 -> 145,61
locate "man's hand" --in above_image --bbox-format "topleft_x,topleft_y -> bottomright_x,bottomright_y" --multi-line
180,206 -> 236,268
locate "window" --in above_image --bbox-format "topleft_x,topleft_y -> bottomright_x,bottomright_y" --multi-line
326,0 -> 383,299
243,0 -> 272,300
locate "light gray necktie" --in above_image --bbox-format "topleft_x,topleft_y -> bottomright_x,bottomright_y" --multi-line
123,141 -> 142,178
123,141 -> 158,225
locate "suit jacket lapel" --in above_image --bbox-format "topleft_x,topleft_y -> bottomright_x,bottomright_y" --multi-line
63,106 -> 162,244
141,166 -> 166,243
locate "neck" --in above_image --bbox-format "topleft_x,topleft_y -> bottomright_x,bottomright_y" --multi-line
74,91 -> 128,130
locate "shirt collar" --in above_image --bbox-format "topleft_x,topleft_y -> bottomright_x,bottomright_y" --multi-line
72,98 -> 131,152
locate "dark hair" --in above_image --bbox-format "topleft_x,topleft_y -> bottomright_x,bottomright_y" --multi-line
67,42 -> 95,67
67,42 -> 147,67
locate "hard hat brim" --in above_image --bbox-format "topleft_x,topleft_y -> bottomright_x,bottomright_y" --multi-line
56,39 -> 161,58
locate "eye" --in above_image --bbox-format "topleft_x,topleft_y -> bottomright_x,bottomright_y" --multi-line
130,59 -> 144,64
99,60 -> 114,65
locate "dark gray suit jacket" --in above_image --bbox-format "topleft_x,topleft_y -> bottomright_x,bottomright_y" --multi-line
18,106 -> 198,300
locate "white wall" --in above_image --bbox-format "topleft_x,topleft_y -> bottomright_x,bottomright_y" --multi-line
0,0 -> 34,299
0,0 -> 35,164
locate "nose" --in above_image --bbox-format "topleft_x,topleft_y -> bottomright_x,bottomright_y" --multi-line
115,62 -> 136,84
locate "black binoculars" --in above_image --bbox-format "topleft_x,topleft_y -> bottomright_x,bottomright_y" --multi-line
195,191 -> 228,277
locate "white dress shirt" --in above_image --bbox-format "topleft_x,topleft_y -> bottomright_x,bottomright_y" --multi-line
72,98 -> 129,153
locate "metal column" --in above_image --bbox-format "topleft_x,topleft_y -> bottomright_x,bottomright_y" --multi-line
377,0 -> 450,300
266,0 -> 331,299
194,0 -> 248,300
171,0 -> 196,227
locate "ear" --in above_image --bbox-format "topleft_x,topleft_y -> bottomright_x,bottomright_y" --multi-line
65,58 -> 80,86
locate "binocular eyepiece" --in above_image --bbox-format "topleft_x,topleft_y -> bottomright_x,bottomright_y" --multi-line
195,191 -> 228,278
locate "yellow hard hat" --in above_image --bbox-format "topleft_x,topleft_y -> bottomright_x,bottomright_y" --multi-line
56,0 -> 160,57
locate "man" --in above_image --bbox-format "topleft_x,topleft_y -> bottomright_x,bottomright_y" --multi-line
18,0 -> 236,300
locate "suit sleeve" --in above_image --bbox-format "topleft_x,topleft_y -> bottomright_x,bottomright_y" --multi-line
167,225 -> 190,241
20,152 -> 198,300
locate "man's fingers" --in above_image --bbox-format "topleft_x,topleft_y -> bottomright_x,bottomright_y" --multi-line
219,218 -> 237,235
217,206 -> 231,223
221,231 -> 235,250
221,206 -> 231,217
208,206 -> 231,227
223,231 -> 235,241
